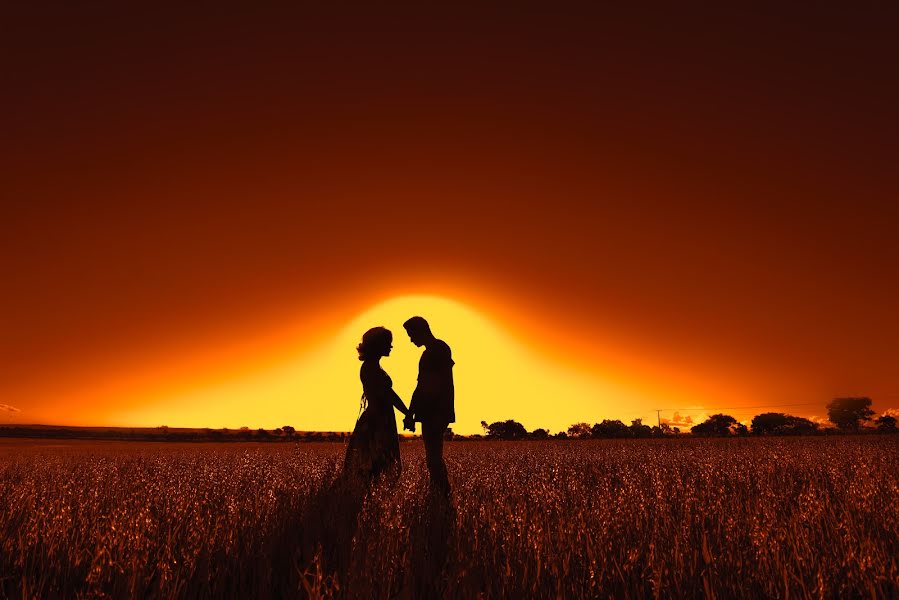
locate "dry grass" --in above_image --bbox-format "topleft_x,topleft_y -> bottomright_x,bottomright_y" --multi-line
0,437 -> 896,598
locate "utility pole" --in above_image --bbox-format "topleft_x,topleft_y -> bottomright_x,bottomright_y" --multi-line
656,409 -> 662,429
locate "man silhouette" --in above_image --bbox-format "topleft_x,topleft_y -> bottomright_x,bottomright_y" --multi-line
403,316 -> 454,497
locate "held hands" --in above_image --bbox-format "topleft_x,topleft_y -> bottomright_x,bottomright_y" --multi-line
403,414 -> 416,433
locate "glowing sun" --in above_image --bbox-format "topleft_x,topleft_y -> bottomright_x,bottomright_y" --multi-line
112,295 -> 660,434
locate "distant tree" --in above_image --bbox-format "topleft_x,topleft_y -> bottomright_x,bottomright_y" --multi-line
530,428 -> 549,440
751,413 -> 819,436
282,425 -> 296,438
827,397 -> 875,432
553,431 -> 569,439
654,423 -> 676,437
591,419 -> 630,438
630,418 -> 652,439
256,428 -> 270,439
691,414 -> 745,437
567,422 -> 593,439
238,427 -> 252,440
443,428 -> 455,441
875,414 -> 897,433
650,424 -> 676,438
786,416 -> 818,435
752,413 -> 786,435
483,420 -> 528,440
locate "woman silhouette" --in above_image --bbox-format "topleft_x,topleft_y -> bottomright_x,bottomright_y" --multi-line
343,327 -> 411,486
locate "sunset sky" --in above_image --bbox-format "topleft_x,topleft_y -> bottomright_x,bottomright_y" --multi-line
2,4 -> 897,434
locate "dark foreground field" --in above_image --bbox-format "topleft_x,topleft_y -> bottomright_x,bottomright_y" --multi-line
0,437 -> 896,599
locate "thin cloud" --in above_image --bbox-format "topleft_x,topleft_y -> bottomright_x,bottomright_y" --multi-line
807,415 -> 832,426
882,408 -> 899,418
0,403 -> 21,413
662,412 -> 694,427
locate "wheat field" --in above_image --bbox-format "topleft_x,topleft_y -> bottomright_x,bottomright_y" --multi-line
0,437 -> 896,598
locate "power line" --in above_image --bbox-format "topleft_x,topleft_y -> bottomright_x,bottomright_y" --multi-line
656,402 -> 822,412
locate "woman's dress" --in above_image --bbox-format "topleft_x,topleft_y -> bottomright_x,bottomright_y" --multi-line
343,361 -> 401,485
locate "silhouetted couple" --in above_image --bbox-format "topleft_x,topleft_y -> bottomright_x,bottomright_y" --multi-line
343,316 -> 454,497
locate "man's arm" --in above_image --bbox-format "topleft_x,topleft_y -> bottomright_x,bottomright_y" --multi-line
403,387 -> 420,431
408,386 -> 420,418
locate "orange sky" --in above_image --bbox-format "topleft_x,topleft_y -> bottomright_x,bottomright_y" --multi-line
2,4 -> 898,433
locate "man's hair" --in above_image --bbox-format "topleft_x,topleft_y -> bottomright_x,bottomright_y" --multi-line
403,316 -> 431,333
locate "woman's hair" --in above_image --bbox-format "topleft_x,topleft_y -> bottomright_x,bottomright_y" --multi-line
357,326 -> 392,361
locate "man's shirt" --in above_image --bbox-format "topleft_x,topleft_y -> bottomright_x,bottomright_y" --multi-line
411,339 -> 455,423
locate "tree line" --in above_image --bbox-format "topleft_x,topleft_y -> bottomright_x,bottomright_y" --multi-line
0,424 -> 353,443
478,396 -> 898,440
1,398 -> 894,443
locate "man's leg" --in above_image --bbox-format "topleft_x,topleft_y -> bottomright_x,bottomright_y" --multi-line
421,420 -> 450,496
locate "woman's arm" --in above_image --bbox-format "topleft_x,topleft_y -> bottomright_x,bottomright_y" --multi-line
388,388 -> 410,417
